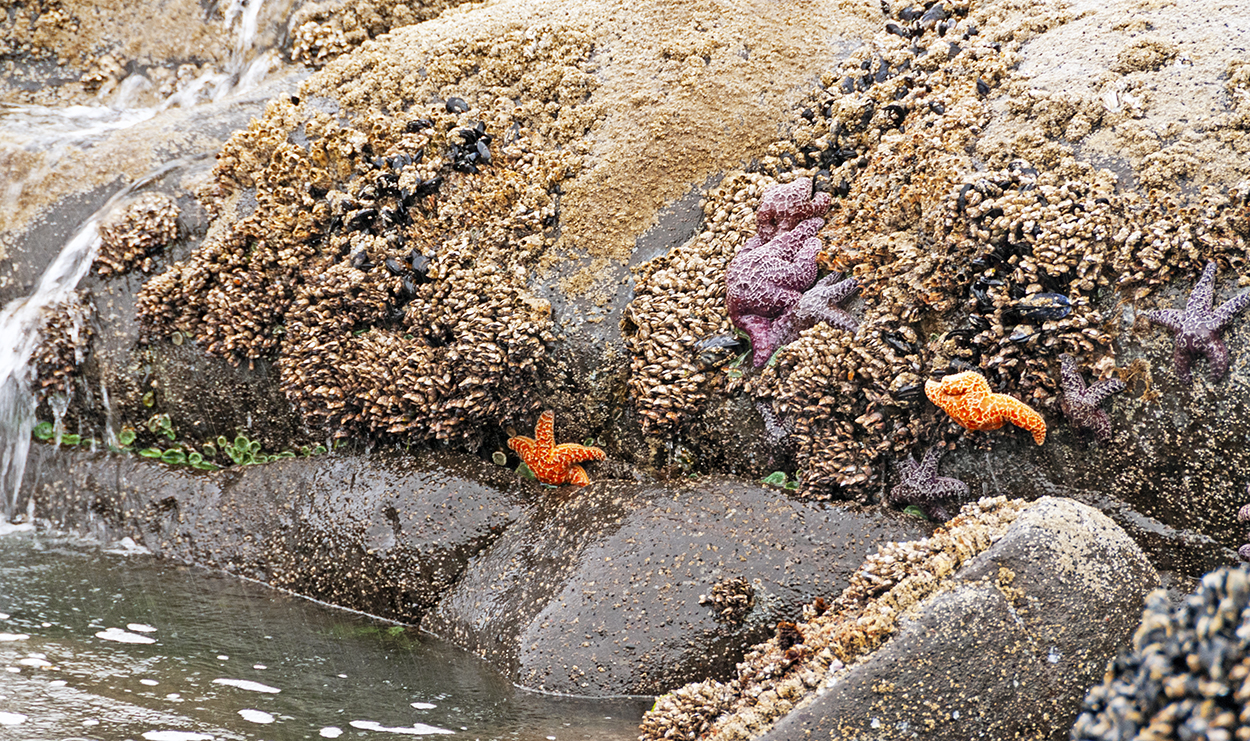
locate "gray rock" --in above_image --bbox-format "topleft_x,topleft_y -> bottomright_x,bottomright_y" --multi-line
755,497 -> 1157,741
18,444 -> 525,622
421,476 -> 927,696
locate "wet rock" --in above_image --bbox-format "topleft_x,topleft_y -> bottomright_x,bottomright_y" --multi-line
751,497 -> 1156,741
421,476 -> 926,696
17,445 -> 526,622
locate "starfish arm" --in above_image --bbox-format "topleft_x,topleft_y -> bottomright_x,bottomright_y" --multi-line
1186,261 -> 1218,315
1203,337 -> 1231,379
1174,344 -> 1194,384
1083,377 -> 1126,407
1059,354 -> 1087,396
552,442 -> 606,465
764,228 -> 823,283
995,394 -> 1047,445
889,481 -> 919,505
568,464 -> 592,487
1212,288 -> 1250,329
1086,410 -> 1113,440
1147,309 -> 1184,333
535,410 -> 555,449
929,476 -> 970,500
918,445 -> 943,480
507,435 -> 537,458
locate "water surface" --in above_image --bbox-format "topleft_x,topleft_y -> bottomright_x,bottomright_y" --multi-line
0,528 -> 649,740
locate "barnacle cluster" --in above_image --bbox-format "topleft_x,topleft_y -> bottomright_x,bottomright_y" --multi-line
624,0 -> 1250,498
136,27 -> 598,448
95,193 -> 180,277
31,291 -> 94,406
698,576 -> 757,625
1071,565 -> 1250,741
639,496 -> 1028,741
289,0 -> 472,68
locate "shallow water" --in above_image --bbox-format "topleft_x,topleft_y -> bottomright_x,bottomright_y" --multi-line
0,529 -> 649,740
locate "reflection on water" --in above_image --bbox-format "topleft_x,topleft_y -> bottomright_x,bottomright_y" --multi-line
0,529 -> 649,740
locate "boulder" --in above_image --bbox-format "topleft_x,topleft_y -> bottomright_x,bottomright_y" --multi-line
639,497 -> 1158,740
422,476 -> 927,696
18,444 -> 526,622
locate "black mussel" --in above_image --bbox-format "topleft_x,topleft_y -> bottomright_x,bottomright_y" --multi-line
859,99 -> 875,128
944,326 -> 975,340
875,58 -> 891,83
883,103 -> 907,128
350,250 -> 374,271
937,19 -> 951,36
455,127 -> 478,144
965,23 -> 978,36
384,257 -> 407,276
834,178 -> 850,198
695,333 -> 741,366
813,169 -> 833,193
409,250 -> 432,277
1008,324 -> 1039,344
474,120 -> 486,138
886,22 -> 907,37
947,41 -> 961,58
968,313 -> 991,331
920,3 -> 947,28
445,97 -> 469,114
882,331 -> 917,355
415,176 -> 442,196
950,358 -> 979,373
346,208 -> 377,232
406,118 -> 432,133
839,76 -> 856,94
779,151 -> 799,169
800,107 -> 815,121
929,100 -> 946,115
1095,197 -> 1110,205
893,383 -> 923,402
899,6 -> 922,21
388,153 -> 412,169
378,206 -> 399,226
957,183 -> 974,212
976,77 -> 990,97
476,140 -> 492,165
983,206 -> 1004,221
1012,292 -> 1072,321
372,156 -> 387,170
401,275 -> 419,296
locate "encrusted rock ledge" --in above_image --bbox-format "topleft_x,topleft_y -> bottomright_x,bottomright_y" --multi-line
640,496 -> 1157,740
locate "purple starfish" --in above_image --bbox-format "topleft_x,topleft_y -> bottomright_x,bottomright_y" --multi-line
889,445 -> 969,523
726,178 -> 839,366
1058,353 -> 1125,441
770,271 -> 860,352
1147,261 -> 1250,384
1238,493 -> 1250,562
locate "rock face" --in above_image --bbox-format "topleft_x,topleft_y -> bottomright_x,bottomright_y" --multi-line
757,498 -> 1157,740
19,444 -> 526,622
639,497 -> 1157,740
424,476 -> 926,696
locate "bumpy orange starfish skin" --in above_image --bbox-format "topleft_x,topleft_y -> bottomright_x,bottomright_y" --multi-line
507,410 -> 606,486
925,371 -> 1046,445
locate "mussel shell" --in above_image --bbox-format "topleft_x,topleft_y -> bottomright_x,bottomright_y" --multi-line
384,257 -> 407,276
445,97 -> 469,114
1012,292 -> 1071,321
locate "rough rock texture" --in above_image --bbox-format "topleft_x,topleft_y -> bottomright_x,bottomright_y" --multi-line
17,444 -> 526,622
753,498 -> 1156,740
421,476 -> 926,696
639,497 -> 1155,741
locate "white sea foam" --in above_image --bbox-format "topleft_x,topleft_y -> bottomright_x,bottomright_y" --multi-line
319,728 -> 343,738
17,657 -> 51,667
96,627 -> 156,644
128,623 -> 157,632
141,732 -> 213,741
348,719 -> 455,735
211,677 -> 280,693
141,678 -> 159,686
0,712 -> 27,725
238,709 -> 274,724
410,702 -> 436,709
0,633 -> 29,641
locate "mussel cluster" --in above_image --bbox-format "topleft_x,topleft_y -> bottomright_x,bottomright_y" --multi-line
95,192 -> 180,277
698,576 -> 757,625
136,92 -> 564,448
1072,565 -> 1250,741
32,291 -> 95,406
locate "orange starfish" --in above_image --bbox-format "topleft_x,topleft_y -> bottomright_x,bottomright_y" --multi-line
507,410 -> 606,486
925,371 -> 1046,445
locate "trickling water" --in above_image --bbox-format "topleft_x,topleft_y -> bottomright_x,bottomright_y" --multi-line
0,217 -> 101,518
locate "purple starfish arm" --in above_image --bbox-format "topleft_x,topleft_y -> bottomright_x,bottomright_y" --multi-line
767,273 -> 860,362
889,445 -> 969,522
1059,353 -> 1124,440
755,179 -> 832,242
1146,261 -> 1250,383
